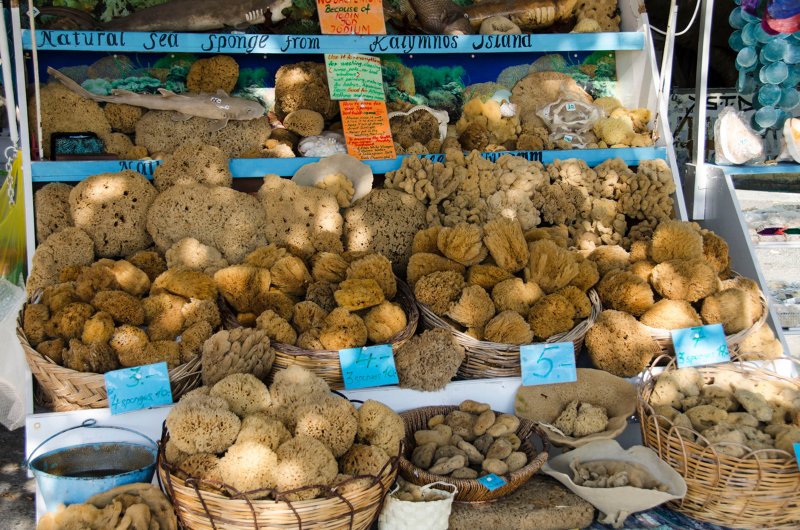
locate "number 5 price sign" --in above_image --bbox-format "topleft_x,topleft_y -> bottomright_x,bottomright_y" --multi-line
520,342 -> 577,387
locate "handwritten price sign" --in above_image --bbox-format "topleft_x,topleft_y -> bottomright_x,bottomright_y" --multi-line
520,342 -> 577,387
325,53 -> 385,101
339,344 -> 399,389
104,362 -> 173,415
671,324 -> 730,369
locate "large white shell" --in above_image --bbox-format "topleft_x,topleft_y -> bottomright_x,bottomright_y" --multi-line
292,153 -> 373,205
298,131 -> 347,157
717,109 -> 764,165
387,105 -> 450,142
784,117 -> 800,163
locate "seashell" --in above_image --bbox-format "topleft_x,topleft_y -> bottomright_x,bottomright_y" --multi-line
298,131 -> 347,157
292,153 -> 374,205
715,108 -> 764,165
387,105 -> 450,143
784,117 -> 800,163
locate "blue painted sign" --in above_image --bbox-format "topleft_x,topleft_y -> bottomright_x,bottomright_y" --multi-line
104,362 -> 173,415
339,344 -> 398,389
477,473 -> 507,491
520,342 -> 577,387
672,324 -> 731,368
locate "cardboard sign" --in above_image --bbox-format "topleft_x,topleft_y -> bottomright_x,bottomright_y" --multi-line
477,473 -> 507,491
105,362 -> 173,415
325,53 -> 385,101
671,324 -> 731,368
520,342 -> 578,387
339,344 -> 399,389
340,100 -> 397,160
316,0 -> 386,35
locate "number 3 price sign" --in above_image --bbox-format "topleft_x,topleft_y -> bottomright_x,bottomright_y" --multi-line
339,344 -> 399,390
520,342 -> 577,387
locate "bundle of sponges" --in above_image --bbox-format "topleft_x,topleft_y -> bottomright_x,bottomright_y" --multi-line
587,220 -> 780,375
409,217 -> 598,344
409,400 -> 529,479
648,366 -> 800,458
214,244 -> 409,352
553,400 -> 609,438
455,98 -> 522,152
22,256 -> 221,374
591,98 -> 654,148
164,367 -> 404,501
36,483 -> 177,530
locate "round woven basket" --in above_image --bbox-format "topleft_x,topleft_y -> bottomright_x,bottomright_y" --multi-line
224,278 -> 419,390
17,307 -> 201,412
641,280 -> 770,358
397,406 -> 549,503
418,290 -> 600,379
158,426 -> 398,530
637,356 -> 800,529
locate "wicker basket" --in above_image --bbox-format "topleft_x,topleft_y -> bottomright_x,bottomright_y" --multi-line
641,282 -> 770,357
158,426 -> 398,530
397,406 -> 549,503
225,279 -> 419,390
418,290 -> 600,379
637,356 -> 800,529
17,309 -> 201,412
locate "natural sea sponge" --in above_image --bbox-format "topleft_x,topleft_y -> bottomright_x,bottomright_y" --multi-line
47,302 -> 95,340
466,264 -> 514,291
356,399 -> 404,456
737,325 -> 783,360
27,228 -> 95,295
569,257 -> 600,292
650,259 -> 719,302
525,239 -> 579,293
588,245 -> 630,277
527,294 -> 575,339
412,227 -> 441,255
597,269 -> 655,317
256,309 -> 298,345
640,300 -> 702,330
147,183 -> 267,263
586,310 -> 660,377
109,324 -> 149,362
395,328 -> 465,391
103,103 -> 142,134
186,55 -> 239,94
334,278 -> 385,311
650,221 -> 704,263
179,321 -> 212,362
74,264 -> 118,302
108,260 -> 150,297
92,290 -> 145,325
23,304 -> 50,346
274,435 -> 339,501
482,217 -> 529,273
63,339 -> 118,373
153,142 -> 233,192
283,109 -> 325,137
312,252 -> 349,283
236,413 -> 291,451
210,373 -> 272,417
217,441 -> 277,497
407,253 -> 466,288
364,301 -> 407,343
292,301 -> 328,333
214,265 -> 271,313
143,293 -> 186,340
306,281 -> 338,313
448,285 -> 496,329
294,395 -> 358,457
81,311 -> 114,345
345,189 -> 427,273
269,366 -> 331,424
484,310 -> 533,344
34,183 -> 73,243
36,81 -> 111,158
414,271 -> 465,316
437,224 -> 487,267
701,288 -> 761,334
127,250 -> 167,282
69,170 -> 157,258
346,254 -> 397,299
201,327 -> 274,385
124,340 -> 180,368
319,308 -> 368,350
244,244 -> 289,270
166,397 -> 241,454
628,260 -> 656,282
168,238 -> 228,276
702,230 -> 730,275
274,62 -> 338,120
40,283 -> 80,313
341,443 -> 391,477
557,286 -> 592,319
258,175 -> 342,260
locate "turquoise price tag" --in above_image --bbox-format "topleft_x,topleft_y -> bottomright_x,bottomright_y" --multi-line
339,344 -> 398,390
520,342 -> 577,387
477,473 -> 507,491
104,362 -> 173,415
794,443 -> 800,471
671,324 -> 730,369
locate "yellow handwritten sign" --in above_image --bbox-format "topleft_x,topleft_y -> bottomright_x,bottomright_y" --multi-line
316,0 -> 386,35
340,100 -> 396,160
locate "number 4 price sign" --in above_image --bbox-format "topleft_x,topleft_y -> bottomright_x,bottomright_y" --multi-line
520,342 -> 577,387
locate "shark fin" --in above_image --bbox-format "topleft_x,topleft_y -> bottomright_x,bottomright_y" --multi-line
158,88 -> 190,98
111,89 -> 138,96
171,112 -> 194,122
215,90 -> 229,97
207,118 -> 229,132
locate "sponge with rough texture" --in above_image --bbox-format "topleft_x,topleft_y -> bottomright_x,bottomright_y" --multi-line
414,271 -> 465,316
484,310 -> 533,344
650,259 -> 718,302
364,301 -> 407,343
597,269 -> 655,317
34,183 -> 73,243
153,142 -> 232,191
639,299 -> 702,330
650,221 -> 704,263
283,109 -> 325,137
36,81 -> 111,158
186,55 -> 239,94
27,227 -> 95,295
274,62 -> 338,120
395,328 -> 465,391
103,103 -> 142,134
274,435 -> 339,501
586,310 -> 660,377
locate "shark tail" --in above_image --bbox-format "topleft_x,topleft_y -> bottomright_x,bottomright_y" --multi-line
46,67 -> 109,103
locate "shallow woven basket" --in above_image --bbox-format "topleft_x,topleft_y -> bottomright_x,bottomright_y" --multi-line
641,280 -> 769,357
224,278 -> 419,390
418,290 -> 600,379
158,426 -> 398,530
17,306 -> 201,411
398,406 -> 549,503
637,355 -> 800,529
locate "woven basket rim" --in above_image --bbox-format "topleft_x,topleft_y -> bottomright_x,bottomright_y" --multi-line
638,354 -> 800,464
417,289 -> 601,352
397,405 -> 549,502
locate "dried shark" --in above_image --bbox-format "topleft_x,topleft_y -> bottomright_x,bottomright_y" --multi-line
47,67 -> 265,132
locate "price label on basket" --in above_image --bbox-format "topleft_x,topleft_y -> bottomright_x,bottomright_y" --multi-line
104,362 -> 173,415
339,344 -> 399,390
671,324 -> 730,369
519,342 -> 577,387
477,473 -> 507,491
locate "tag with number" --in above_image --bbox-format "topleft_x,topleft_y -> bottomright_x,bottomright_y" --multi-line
339,344 -> 399,390
477,473 -> 507,491
520,342 -> 577,387
671,324 -> 730,369
104,362 -> 173,415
